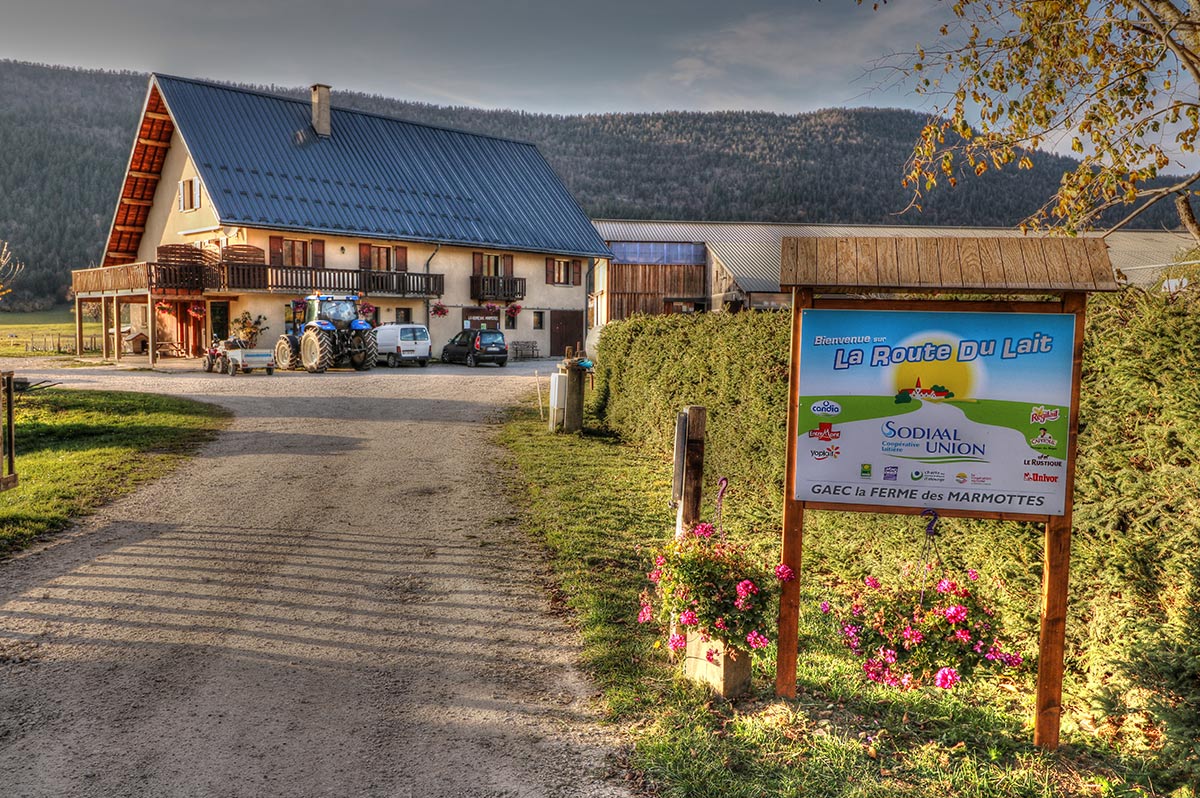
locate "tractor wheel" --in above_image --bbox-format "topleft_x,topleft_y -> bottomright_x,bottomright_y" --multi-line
301,328 -> 333,373
226,358 -> 238,376
386,353 -> 398,368
274,337 -> 300,371
203,355 -> 214,373
350,329 -> 377,371
466,353 -> 477,367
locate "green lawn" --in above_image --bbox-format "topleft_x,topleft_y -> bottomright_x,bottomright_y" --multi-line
0,306 -> 103,357
499,397 -> 1176,798
1,389 -> 229,555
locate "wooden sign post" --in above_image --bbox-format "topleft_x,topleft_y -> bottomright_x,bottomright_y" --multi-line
774,236 -> 1116,751
1,372 -> 17,492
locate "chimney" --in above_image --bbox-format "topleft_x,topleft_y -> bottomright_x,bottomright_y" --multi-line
311,84 -> 331,138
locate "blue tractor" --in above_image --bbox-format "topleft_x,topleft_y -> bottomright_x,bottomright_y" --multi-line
274,294 -> 378,373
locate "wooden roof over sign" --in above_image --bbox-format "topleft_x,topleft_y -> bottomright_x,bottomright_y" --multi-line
780,236 -> 1120,293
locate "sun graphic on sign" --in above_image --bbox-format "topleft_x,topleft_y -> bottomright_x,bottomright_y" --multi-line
887,332 -> 982,401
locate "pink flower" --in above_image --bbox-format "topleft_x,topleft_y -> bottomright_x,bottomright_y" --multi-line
901,626 -> 924,646
647,569 -> 662,584
706,648 -> 719,664
668,634 -> 687,652
775,563 -> 796,582
746,630 -> 770,649
936,578 -> 952,594
714,617 -> 727,631
967,568 -> 979,581
819,600 -> 831,614
679,610 -> 699,626
955,628 -> 971,643
877,647 -> 897,664
943,605 -> 968,624
692,522 -> 715,538
637,604 -> 653,624
934,667 -> 960,689
654,554 -> 666,567
735,580 -> 759,599
864,575 -> 881,590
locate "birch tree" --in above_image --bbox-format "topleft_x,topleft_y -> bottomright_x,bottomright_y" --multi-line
0,241 -> 22,301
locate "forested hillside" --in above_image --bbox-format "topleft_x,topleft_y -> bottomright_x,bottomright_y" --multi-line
0,60 -> 1182,308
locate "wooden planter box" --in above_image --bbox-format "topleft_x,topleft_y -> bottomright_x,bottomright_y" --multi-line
683,632 -> 751,698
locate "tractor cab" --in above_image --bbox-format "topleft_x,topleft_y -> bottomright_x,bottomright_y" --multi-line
304,295 -> 371,332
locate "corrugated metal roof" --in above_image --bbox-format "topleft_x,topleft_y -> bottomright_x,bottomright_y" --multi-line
593,219 -> 1190,291
154,75 -> 610,258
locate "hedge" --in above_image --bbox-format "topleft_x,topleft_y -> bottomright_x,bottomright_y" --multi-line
593,289 -> 1200,787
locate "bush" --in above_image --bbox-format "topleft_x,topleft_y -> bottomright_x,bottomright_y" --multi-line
593,291 -> 1200,788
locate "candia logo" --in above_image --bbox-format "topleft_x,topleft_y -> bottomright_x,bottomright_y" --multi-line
811,400 -> 842,416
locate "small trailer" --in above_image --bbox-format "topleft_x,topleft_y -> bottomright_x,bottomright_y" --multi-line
205,338 -> 276,375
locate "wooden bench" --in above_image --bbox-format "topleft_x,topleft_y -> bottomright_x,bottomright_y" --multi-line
510,340 -> 540,360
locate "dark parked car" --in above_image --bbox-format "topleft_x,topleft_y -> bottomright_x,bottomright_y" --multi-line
441,329 -> 508,367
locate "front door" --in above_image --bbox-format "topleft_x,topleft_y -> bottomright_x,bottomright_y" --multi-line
210,301 -> 230,342
549,310 -> 584,356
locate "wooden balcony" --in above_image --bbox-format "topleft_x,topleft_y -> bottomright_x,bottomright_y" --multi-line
73,262 -> 444,299
470,274 -> 527,302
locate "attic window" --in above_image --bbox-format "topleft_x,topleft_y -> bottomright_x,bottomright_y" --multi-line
178,178 -> 202,212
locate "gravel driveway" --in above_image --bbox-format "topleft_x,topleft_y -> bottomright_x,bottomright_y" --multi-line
0,358 -> 633,798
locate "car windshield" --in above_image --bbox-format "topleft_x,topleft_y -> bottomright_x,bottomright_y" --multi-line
320,300 -> 357,323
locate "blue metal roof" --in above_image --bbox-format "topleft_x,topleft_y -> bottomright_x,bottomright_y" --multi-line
154,74 -> 611,259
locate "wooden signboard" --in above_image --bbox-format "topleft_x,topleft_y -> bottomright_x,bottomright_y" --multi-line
1,372 -> 16,492
775,236 -> 1117,751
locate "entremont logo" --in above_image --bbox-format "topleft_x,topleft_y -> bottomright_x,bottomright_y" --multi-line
810,446 -> 840,461
1024,472 -> 1060,483
1030,406 -> 1060,424
807,422 -> 841,442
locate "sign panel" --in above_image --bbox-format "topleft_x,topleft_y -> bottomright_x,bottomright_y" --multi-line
795,309 -> 1075,515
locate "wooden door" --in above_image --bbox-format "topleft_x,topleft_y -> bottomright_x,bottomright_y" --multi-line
550,310 -> 584,356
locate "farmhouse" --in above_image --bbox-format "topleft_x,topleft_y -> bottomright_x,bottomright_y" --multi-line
72,75 -> 611,363
588,219 -> 1192,345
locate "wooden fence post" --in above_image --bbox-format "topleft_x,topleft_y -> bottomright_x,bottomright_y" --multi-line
674,405 -> 706,540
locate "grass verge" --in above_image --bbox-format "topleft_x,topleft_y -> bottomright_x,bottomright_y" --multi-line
0,306 -> 103,357
1,389 -> 230,555
499,398 -> 1177,798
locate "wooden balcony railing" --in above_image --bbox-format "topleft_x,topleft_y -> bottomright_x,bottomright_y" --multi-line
73,262 -> 444,299
470,274 -> 527,302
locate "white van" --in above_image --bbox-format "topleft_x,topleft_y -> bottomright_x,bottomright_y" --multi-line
374,323 -> 432,367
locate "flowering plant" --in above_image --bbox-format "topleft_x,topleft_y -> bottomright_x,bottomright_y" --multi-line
359,301 -> 376,319
505,303 -> 522,318
823,565 -> 1022,690
154,300 -> 172,313
291,299 -> 307,313
639,522 -> 785,662
483,302 -> 500,313
186,302 -> 205,320
430,301 -> 449,318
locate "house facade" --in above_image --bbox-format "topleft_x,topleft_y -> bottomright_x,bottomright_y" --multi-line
73,75 -> 610,363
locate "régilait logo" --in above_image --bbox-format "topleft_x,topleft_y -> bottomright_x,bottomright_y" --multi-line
1024,472 -> 1060,483
811,400 -> 842,417
1030,406 -> 1061,424
883,466 -> 899,482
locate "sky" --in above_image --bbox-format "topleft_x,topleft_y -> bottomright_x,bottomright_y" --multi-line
0,0 -> 956,115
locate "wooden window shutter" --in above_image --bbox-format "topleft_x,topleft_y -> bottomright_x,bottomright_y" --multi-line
394,246 -> 408,272
502,254 -> 514,277
311,239 -> 325,268
195,180 -> 202,209
546,257 -> 555,284
359,243 -> 371,269
269,236 -> 283,267
472,252 -> 484,276
178,181 -> 185,212
571,259 -> 582,286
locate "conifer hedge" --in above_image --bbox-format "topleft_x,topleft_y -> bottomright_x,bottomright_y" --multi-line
593,290 -> 1200,785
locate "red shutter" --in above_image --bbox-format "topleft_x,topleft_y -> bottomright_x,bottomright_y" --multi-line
359,243 -> 371,270
269,236 -> 283,267
311,239 -> 325,269
394,246 -> 408,272
502,254 -> 513,277
571,259 -> 582,286
472,252 -> 483,276
546,257 -> 555,285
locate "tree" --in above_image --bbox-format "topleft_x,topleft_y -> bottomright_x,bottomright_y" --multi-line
889,1 -> 1200,240
0,241 -> 23,302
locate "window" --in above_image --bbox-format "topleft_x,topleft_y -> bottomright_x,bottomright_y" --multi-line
481,253 -> 502,276
369,246 -> 391,271
505,313 -> 517,330
545,257 -> 580,286
532,311 -> 544,330
396,307 -> 412,323
282,239 -> 308,267
553,259 -> 571,285
178,178 -> 201,211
